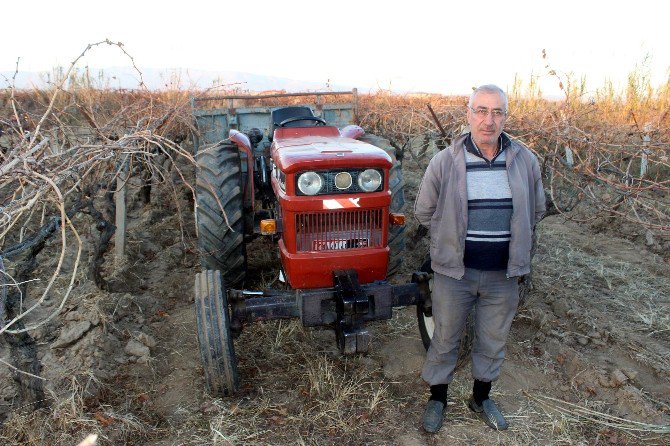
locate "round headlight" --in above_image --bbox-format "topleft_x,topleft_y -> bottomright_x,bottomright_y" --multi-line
334,172 -> 353,190
357,169 -> 382,192
297,171 -> 323,195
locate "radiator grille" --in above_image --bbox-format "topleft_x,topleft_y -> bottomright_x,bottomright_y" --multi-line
295,208 -> 384,252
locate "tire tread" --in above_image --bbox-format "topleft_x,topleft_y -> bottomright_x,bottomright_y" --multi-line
194,270 -> 239,396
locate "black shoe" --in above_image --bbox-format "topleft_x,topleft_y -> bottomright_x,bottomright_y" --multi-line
422,400 -> 446,433
468,397 -> 508,430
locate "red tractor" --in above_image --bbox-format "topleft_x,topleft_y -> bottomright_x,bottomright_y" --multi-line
192,91 -> 431,396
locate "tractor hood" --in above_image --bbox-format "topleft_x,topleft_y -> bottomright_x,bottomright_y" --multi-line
272,126 -> 392,174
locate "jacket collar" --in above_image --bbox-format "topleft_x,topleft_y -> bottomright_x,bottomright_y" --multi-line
455,132 -> 517,157
464,132 -> 511,160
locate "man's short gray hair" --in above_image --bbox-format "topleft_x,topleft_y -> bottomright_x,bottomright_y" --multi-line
468,84 -> 508,112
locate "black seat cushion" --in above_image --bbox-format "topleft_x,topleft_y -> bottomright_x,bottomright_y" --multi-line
271,106 -> 317,129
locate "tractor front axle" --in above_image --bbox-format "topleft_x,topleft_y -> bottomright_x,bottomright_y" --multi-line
227,270 -> 431,354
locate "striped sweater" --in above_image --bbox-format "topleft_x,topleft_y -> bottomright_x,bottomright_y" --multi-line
463,135 -> 512,270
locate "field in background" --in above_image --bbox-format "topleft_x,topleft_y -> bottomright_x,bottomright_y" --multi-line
1,67 -> 669,444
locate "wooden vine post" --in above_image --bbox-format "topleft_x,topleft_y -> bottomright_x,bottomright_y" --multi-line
115,155 -> 129,265
641,123 -> 651,178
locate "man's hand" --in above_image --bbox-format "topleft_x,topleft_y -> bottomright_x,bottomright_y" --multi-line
406,224 -> 428,250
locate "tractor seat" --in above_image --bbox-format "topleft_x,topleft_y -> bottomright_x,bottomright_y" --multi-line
271,106 -> 320,129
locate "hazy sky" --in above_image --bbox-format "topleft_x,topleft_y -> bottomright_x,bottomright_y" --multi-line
2,0 -> 668,96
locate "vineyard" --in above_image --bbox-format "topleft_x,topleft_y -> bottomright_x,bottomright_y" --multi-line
0,51 -> 669,444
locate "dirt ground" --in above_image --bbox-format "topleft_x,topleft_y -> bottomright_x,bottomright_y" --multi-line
1,149 -> 669,445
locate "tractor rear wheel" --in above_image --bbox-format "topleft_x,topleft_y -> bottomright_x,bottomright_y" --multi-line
416,258 -> 474,369
194,270 -> 240,396
359,134 -> 406,278
196,143 -> 247,287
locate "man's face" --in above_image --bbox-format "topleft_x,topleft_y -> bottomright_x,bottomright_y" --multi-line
466,91 -> 507,148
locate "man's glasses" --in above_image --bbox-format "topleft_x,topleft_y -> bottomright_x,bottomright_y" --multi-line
469,107 -> 507,119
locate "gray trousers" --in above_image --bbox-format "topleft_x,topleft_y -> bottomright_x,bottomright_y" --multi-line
422,268 -> 519,385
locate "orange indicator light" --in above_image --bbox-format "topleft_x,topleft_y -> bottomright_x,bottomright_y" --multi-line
260,219 -> 277,235
389,213 -> 405,226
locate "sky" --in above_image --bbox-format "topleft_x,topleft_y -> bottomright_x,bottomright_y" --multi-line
2,0 -> 668,97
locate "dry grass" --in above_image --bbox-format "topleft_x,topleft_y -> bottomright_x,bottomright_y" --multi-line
538,221 -> 670,339
528,393 -> 670,435
199,319 -> 398,445
537,227 -> 670,332
0,371 -> 153,445
533,219 -> 670,377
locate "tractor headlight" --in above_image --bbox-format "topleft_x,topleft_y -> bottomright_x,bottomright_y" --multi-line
297,171 -> 323,195
357,169 -> 382,192
334,172 -> 353,190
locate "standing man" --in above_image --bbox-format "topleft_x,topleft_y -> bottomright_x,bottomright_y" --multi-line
415,85 -> 546,432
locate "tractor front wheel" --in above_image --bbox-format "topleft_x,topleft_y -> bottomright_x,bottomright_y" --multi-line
194,270 -> 240,396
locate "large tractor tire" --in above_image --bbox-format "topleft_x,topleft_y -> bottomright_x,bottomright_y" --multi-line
359,134 -> 406,278
194,270 -> 240,396
195,143 -> 247,287
416,258 -> 474,369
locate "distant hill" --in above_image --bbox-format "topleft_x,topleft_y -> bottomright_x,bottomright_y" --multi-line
0,66 -> 358,92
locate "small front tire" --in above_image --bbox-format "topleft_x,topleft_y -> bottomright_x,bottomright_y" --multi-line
194,270 -> 240,396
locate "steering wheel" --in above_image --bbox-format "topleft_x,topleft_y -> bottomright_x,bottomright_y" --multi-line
278,116 -> 327,127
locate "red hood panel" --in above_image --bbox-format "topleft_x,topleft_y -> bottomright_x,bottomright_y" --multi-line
272,127 -> 392,173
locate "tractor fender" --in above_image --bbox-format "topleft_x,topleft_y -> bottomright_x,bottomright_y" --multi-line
229,129 -> 255,211
340,124 -> 364,140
